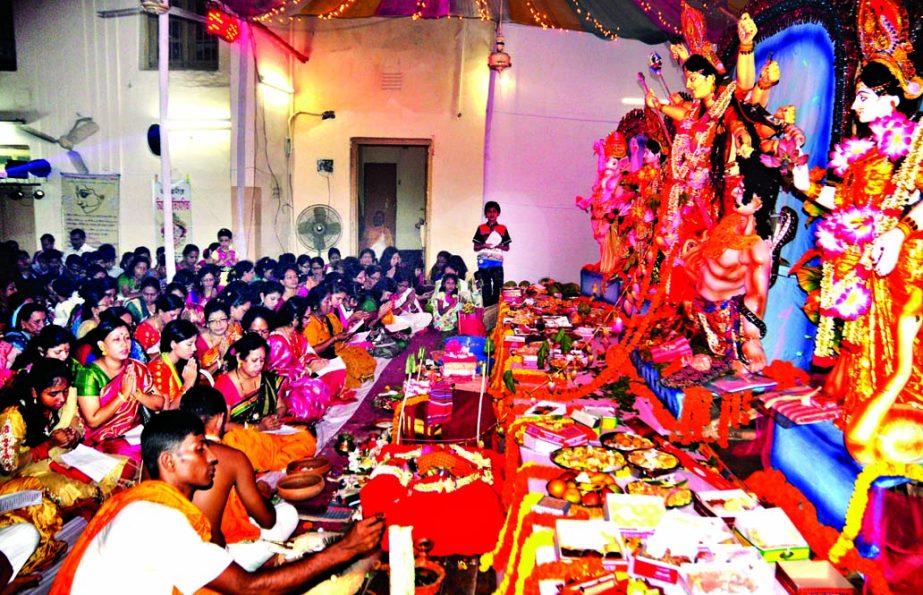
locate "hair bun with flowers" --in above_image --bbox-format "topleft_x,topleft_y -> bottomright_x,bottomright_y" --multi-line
858,0 -> 923,99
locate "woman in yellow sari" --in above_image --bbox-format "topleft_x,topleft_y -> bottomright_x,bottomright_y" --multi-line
0,359 -> 127,507
304,283 -> 376,389
196,301 -> 240,377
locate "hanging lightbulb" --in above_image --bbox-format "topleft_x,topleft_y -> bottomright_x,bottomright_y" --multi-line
488,27 -> 511,72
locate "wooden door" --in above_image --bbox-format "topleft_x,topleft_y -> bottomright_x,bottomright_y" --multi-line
361,163 -> 397,253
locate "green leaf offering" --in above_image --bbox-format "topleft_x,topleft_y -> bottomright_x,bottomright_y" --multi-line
503,369 -> 519,394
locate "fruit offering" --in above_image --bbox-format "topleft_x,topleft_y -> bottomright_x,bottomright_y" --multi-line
627,448 -> 680,476
600,431 -> 655,452
546,471 -> 621,508
552,445 -> 626,473
625,479 -> 693,508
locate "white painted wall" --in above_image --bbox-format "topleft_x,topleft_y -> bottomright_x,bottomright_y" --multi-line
0,0 -> 232,255
483,24 -> 685,283
257,17 -> 492,268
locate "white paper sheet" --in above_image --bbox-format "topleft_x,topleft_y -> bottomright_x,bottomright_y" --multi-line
123,424 -> 144,446
263,424 -> 301,436
57,444 -> 121,483
315,356 -> 347,378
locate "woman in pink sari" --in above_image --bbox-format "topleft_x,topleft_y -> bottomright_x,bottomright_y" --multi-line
75,316 -> 165,460
266,299 -> 342,420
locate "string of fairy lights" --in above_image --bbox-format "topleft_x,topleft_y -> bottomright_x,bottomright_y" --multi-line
251,0 -> 686,37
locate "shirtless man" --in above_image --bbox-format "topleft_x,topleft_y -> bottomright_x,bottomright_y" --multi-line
52,410 -> 384,594
181,385 -> 299,571
682,182 -> 772,372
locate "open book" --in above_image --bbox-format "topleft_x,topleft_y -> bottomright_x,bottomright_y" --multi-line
314,356 -> 347,378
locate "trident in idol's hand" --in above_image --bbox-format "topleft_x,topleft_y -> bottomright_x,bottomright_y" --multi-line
649,52 -> 671,97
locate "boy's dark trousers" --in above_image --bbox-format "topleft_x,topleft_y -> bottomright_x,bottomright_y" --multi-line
479,266 -> 504,307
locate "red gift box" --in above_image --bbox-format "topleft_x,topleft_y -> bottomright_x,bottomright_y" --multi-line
458,309 -> 486,336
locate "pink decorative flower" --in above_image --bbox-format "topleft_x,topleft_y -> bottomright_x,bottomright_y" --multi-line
869,112 -> 914,161
832,206 -> 882,244
760,135 -> 808,174
828,137 -> 875,177
815,220 -> 847,256
831,283 -> 871,321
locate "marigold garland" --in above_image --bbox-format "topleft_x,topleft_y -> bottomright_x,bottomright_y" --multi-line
745,469 -> 893,595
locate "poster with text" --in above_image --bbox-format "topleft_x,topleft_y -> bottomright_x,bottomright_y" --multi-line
153,177 -> 192,253
61,173 -> 121,250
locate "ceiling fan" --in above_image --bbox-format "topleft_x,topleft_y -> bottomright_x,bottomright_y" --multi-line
19,115 -> 100,174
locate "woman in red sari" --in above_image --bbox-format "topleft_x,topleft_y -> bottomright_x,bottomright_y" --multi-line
75,316 -> 165,460
134,293 -> 184,357
148,320 -> 200,409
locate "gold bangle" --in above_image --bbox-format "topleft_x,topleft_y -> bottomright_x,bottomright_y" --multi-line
896,221 -> 913,238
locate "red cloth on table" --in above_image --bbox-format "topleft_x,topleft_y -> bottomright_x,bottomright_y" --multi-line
360,445 -> 505,556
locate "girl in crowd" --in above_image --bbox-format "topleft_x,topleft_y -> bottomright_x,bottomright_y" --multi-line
166,278 -> 205,328
187,264 -> 220,309
307,257 -> 326,290
358,248 -> 376,267
217,282 -> 251,336
148,320 -> 200,410
430,255 -> 474,308
233,260 -> 256,284
134,293 -> 185,356
75,316 -> 164,460
266,299 -> 337,419
214,333 -> 315,470
429,250 -> 451,284
433,273 -> 462,333
213,228 -> 238,267
325,247 -> 341,273
116,255 -> 150,300
304,284 -> 377,389
277,264 -> 307,303
176,243 -> 200,273
241,306 -> 273,340
197,301 -> 240,377
257,280 -> 284,311
0,359 -> 128,506
73,282 -> 114,341
14,324 -> 77,375
125,277 -> 161,324
391,273 -> 432,334
380,247 -> 402,280
296,254 -> 312,280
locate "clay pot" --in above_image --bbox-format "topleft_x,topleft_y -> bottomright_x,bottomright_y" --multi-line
277,472 -> 324,502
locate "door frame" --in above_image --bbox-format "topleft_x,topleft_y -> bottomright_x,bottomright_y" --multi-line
350,137 -> 433,265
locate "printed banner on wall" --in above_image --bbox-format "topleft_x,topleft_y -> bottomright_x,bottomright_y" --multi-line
61,173 -> 121,250
153,177 -> 192,252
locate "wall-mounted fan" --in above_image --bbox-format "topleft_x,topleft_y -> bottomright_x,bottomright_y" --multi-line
296,204 -> 342,255
19,115 -> 99,174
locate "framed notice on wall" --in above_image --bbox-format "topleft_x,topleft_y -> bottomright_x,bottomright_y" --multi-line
153,176 -> 192,252
61,173 -> 120,250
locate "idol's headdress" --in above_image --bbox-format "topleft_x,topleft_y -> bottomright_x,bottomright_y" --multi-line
676,0 -> 726,75
858,0 -> 923,99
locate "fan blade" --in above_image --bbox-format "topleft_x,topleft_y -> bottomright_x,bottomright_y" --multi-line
313,206 -> 328,224
312,230 -> 327,253
19,125 -> 59,144
60,118 -> 99,149
325,222 -> 342,239
67,151 -> 89,174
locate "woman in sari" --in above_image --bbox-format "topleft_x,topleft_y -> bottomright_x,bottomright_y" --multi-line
241,306 -> 273,340
217,282 -> 251,339
134,293 -> 184,356
267,299 -> 337,419
213,334 -> 316,471
277,264 -> 307,304
380,247 -> 403,280
124,277 -> 160,324
0,359 -> 129,507
116,256 -> 150,301
197,301 -> 240,377
187,264 -> 220,310
73,282 -> 115,342
148,320 -> 200,410
256,280 -> 284,312
75,316 -> 165,460
304,284 -> 377,389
